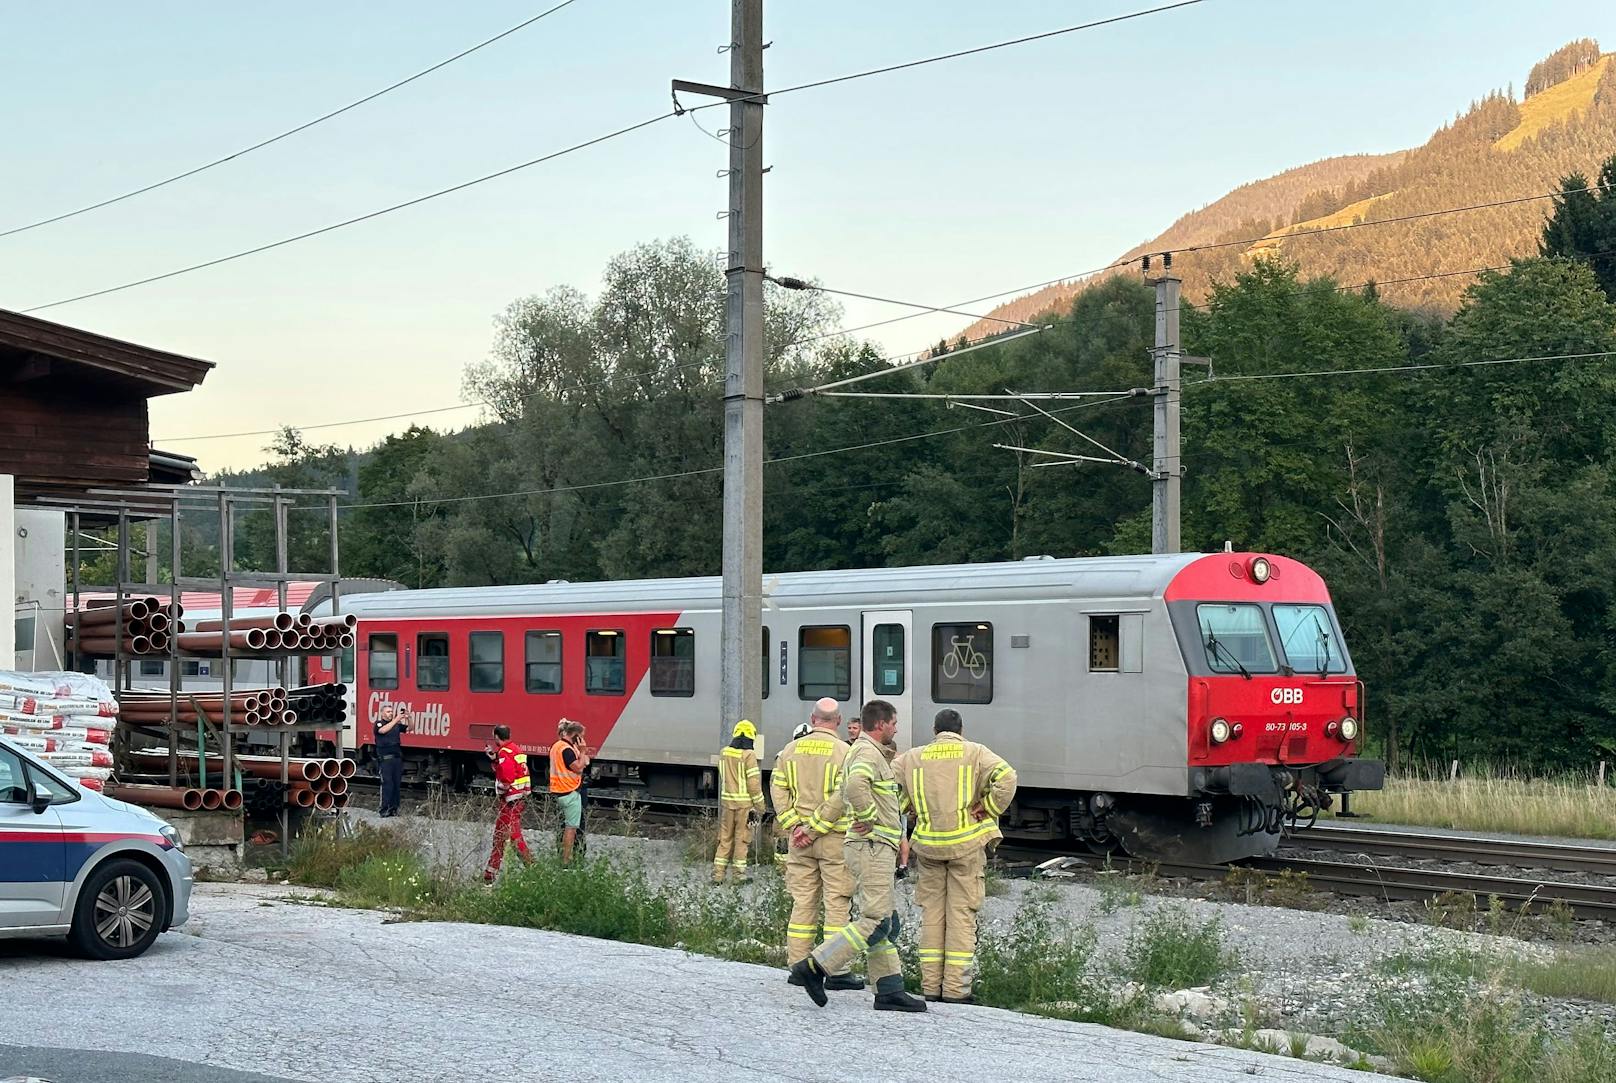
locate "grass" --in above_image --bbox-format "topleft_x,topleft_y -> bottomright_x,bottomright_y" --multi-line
974,888 -> 1113,1020
288,822 -> 415,888
1336,766 -> 1616,840
1511,946 -> 1616,1005
1496,55 -> 1610,152
1119,906 -> 1232,989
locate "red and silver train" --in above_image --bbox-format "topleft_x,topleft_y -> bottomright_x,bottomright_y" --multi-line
306,552 -> 1383,863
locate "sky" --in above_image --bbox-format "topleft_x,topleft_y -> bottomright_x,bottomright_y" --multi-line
3,0 -> 1611,470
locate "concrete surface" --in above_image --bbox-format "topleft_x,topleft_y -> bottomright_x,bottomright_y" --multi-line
0,884 -> 1398,1083
1,1044 -> 296,1083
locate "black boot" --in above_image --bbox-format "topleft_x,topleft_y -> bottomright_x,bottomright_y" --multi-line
941,994 -> 977,1005
790,959 -> 827,1007
874,990 -> 928,1012
825,973 -> 866,991
786,970 -> 805,987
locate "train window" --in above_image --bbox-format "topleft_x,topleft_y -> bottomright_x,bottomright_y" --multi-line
417,633 -> 450,691
1196,604 -> 1277,674
762,625 -> 770,700
798,626 -> 851,701
341,645 -> 355,684
469,632 -> 504,693
872,624 -> 905,696
1089,616 -> 1120,672
525,631 -> 563,694
586,630 -> 626,695
1273,604 -> 1338,675
932,622 -> 993,704
650,628 -> 695,697
368,634 -> 399,690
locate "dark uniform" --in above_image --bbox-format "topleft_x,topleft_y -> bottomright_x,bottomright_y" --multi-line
375,710 -> 407,816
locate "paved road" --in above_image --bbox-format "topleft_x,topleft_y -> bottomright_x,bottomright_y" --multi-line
0,884 -> 1396,1083
1,1045 -> 297,1083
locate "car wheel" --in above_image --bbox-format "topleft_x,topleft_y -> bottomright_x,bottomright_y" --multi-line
69,858 -> 168,960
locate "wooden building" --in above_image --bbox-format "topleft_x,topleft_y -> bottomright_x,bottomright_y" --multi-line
1,308 -> 213,502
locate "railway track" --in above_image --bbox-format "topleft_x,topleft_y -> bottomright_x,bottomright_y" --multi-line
1286,822 -> 1616,876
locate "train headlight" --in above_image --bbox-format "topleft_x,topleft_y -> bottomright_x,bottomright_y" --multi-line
1209,718 -> 1232,744
1339,716 -> 1359,742
1249,557 -> 1272,584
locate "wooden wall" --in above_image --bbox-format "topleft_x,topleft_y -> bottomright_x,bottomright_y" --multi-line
0,386 -> 149,496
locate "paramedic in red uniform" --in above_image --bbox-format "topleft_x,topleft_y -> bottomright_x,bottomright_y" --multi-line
484,725 -> 533,883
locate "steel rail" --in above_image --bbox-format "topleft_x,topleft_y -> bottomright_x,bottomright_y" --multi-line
1286,823 -> 1616,876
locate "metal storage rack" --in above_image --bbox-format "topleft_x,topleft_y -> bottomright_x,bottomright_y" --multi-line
41,483 -> 348,851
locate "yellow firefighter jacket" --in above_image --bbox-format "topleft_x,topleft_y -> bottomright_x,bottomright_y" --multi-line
770,728 -> 852,836
719,745 -> 765,811
843,732 -> 904,850
894,732 -> 1018,860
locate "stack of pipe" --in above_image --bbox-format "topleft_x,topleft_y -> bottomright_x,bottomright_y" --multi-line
65,598 -> 183,657
125,751 -> 352,810
171,612 -> 356,656
105,782 -> 243,812
117,687 -> 294,727
287,684 -> 347,726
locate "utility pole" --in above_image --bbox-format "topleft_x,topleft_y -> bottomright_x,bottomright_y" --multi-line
677,0 -> 766,745
1150,270 -> 1182,553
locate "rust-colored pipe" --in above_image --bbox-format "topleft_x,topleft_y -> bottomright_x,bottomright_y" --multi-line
146,612 -> 169,634
333,792 -> 350,809
320,758 -> 340,779
290,788 -> 315,808
309,614 -> 358,631
127,752 -> 323,782
175,628 -> 269,653
337,632 -> 356,649
200,789 -> 223,810
147,631 -> 169,653
296,613 -> 314,629
105,783 -> 204,811
313,791 -> 336,811
73,599 -> 155,627
221,789 -> 243,811
338,758 -> 356,778
189,613 -> 296,634
325,777 -> 348,797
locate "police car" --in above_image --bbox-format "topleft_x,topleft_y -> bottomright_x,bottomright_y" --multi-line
0,736 -> 192,959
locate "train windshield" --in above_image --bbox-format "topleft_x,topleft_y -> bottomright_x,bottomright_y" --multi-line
1196,604 -> 1277,674
1273,604 -> 1337,674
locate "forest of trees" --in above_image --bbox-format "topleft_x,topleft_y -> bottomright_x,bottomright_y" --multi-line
167,166 -> 1616,776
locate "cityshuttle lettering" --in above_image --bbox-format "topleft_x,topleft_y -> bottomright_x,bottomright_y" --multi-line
367,691 -> 452,738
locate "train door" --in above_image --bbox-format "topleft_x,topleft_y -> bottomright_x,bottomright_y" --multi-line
860,611 -> 913,752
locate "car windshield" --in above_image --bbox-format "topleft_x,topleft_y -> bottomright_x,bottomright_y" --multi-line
1196,604 -> 1278,674
1273,604 -> 1338,674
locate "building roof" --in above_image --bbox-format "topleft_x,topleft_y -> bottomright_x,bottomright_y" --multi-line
0,308 -> 214,397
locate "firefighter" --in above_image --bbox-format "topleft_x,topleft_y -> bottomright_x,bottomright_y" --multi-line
790,699 -> 926,1013
713,719 -> 765,883
893,708 -> 1018,1003
483,724 -> 533,883
551,719 -> 590,864
770,698 -> 863,993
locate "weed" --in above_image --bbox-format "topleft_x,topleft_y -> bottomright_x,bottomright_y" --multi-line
1347,914 -> 1370,935
1423,890 -> 1479,930
1095,871 -> 1144,914
336,852 -> 455,910
1119,906 -> 1231,989
1222,867 -> 1317,909
1337,767 -> 1616,841
975,888 -> 1110,1020
288,822 -> 414,888
1540,898 -> 1575,941
681,811 -> 721,866
983,863 -> 1011,898
1511,946 -> 1616,1005
464,851 -> 675,945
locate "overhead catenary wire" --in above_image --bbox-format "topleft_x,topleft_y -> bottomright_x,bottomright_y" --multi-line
767,274 -> 1041,330
766,326 -> 1045,402
0,1 -> 586,240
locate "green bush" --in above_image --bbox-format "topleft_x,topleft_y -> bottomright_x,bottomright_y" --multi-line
975,888 -> 1111,1020
1119,906 -> 1230,989
335,852 -> 455,910
288,822 -> 414,888
461,852 -> 675,946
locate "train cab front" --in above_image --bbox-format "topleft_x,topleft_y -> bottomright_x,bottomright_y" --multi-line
1124,552 -> 1383,865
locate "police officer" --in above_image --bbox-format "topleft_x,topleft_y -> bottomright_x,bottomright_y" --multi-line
791,699 -> 925,1013
713,719 -> 765,883
771,699 -> 863,992
894,708 -> 1017,1003
373,701 -> 407,817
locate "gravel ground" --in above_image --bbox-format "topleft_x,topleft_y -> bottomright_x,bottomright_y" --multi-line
320,805 -> 1615,1059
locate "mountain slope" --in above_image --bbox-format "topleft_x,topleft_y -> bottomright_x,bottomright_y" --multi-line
963,41 -> 1616,336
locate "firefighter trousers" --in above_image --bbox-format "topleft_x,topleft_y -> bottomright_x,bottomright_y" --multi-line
914,848 -> 986,998
812,837 -> 903,995
484,798 -> 532,880
784,831 -> 853,970
713,806 -> 753,881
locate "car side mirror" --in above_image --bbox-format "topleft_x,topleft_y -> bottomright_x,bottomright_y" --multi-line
28,781 -> 51,815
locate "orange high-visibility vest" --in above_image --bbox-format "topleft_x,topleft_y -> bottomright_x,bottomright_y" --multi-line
549,740 -> 582,794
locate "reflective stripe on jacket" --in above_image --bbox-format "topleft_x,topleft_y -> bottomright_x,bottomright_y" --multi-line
495,741 -> 532,802
894,733 -> 1017,860
719,746 -> 765,810
768,729 -> 851,835
549,740 -> 582,795
843,733 -> 903,849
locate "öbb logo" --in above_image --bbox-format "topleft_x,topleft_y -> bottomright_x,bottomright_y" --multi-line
1270,688 -> 1304,705
368,691 -> 453,737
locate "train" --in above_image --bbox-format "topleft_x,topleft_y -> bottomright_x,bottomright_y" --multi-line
304,551 -> 1384,863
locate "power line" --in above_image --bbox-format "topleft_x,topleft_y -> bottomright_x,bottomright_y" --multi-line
20,110 -> 677,314
1193,349 -> 1616,385
681,1 -> 1211,113
0,1 -> 585,241
314,395 -> 1129,511
767,274 -> 1040,329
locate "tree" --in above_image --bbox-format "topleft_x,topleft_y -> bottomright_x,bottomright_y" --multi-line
1539,157 -> 1616,301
